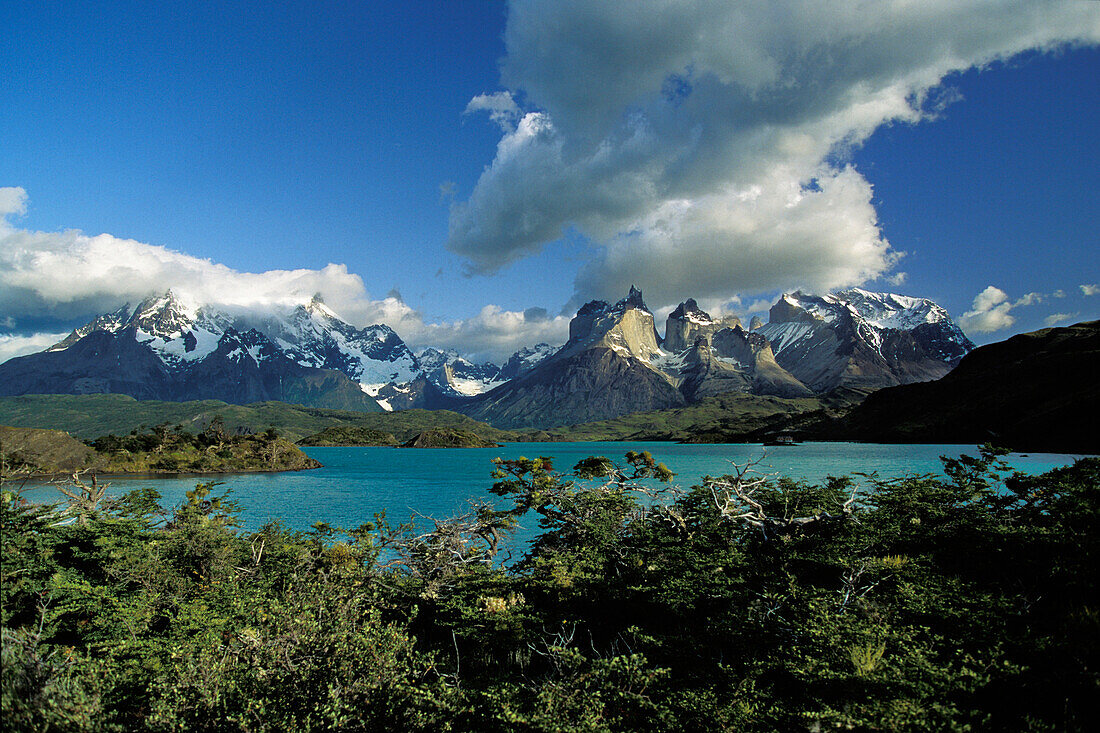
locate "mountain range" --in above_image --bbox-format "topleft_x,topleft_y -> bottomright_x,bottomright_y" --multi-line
0,286 -> 975,429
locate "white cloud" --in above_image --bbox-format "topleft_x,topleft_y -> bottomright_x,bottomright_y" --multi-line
465,91 -> 523,131
407,305 -> 569,364
0,332 -> 70,364
1081,283 -> 1100,296
449,1 -> 1100,303
959,286 -> 1015,334
957,285 -> 1055,334
0,192 -> 566,364
1043,312 -> 1075,327
0,187 -> 28,218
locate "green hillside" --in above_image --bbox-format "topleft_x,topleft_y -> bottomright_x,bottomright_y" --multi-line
0,394 -> 517,444
535,391 -> 835,442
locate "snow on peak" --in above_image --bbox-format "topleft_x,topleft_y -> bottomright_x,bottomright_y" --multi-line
834,289 -> 950,330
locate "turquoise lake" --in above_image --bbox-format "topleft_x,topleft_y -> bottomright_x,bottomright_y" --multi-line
24,442 -> 1085,537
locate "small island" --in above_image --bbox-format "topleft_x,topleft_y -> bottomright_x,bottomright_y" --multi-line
1,420 -> 320,477
401,428 -> 501,448
297,425 -> 401,447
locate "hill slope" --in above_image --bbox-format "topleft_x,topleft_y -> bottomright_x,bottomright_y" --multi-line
838,321 -> 1099,453
0,394 -> 516,444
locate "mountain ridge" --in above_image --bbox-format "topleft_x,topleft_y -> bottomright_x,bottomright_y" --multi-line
1,286 -> 974,427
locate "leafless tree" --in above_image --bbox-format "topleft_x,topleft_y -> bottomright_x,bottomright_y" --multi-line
708,454 -> 859,538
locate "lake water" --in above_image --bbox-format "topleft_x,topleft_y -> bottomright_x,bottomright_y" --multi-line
20,442 -> 1085,536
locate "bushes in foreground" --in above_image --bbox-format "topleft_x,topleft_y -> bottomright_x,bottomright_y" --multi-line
2,447 -> 1097,731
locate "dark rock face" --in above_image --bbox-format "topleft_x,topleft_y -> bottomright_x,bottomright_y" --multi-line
462,347 -> 686,429
839,320 -> 1100,453
0,330 -> 173,400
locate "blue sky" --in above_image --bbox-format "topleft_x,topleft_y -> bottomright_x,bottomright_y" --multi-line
2,1 -> 1098,362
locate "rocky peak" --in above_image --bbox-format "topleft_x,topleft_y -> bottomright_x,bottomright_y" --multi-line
768,292 -> 826,325
499,343 -> 557,380
614,285 -> 649,313
564,288 -> 663,361
128,290 -> 198,339
48,303 -> 132,351
664,298 -> 742,352
569,300 -> 611,343
668,298 -> 712,323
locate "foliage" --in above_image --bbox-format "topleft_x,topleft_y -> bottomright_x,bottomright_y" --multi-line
2,445 -> 1097,730
83,420 -> 321,474
297,426 -> 401,447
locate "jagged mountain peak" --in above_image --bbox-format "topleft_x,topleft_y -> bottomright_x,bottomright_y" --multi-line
499,342 -> 558,381
663,298 -> 742,352
565,287 -> 663,361
128,290 -> 200,338
668,298 -> 712,324
617,285 -> 648,312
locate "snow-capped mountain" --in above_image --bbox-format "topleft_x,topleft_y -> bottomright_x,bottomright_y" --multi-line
757,289 -> 974,393
416,348 -> 505,397
3,285 -> 975,424
254,295 -> 419,396
2,291 -> 384,411
498,343 -> 557,380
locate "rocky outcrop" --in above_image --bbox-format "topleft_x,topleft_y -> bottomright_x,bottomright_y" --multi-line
711,327 -> 814,398
664,327 -> 812,402
663,299 -> 742,352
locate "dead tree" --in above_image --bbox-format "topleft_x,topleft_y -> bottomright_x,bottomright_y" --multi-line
708,454 -> 858,539
54,470 -> 110,526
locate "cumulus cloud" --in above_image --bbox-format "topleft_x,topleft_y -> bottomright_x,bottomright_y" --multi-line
0,187 -> 28,218
1081,284 -> 1100,296
0,189 -> 566,364
449,1 -> 1100,304
957,285 -> 1056,334
959,286 -> 1015,333
410,305 -> 569,364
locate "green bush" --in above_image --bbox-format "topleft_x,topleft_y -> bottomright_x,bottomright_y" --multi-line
1,448 -> 1097,730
